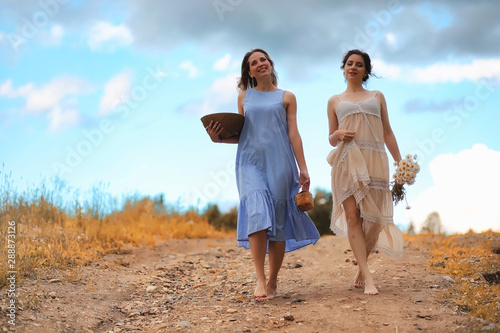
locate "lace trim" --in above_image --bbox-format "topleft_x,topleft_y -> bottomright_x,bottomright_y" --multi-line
370,178 -> 390,190
360,211 -> 393,226
337,107 -> 381,124
330,208 -> 403,259
356,140 -> 385,153
335,175 -> 370,205
336,141 -> 386,168
362,217 -> 403,259
336,141 -> 354,166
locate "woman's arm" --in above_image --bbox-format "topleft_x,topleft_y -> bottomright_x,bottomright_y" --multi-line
327,95 -> 355,147
205,90 -> 246,144
284,91 -> 310,190
377,91 -> 402,162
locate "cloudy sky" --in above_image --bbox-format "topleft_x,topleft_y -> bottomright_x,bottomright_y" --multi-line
1,0 -> 499,234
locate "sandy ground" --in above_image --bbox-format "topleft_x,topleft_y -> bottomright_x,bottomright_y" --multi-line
2,235 -> 496,332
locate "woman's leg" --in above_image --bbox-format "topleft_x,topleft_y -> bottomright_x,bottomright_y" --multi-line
267,240 -> 285,299
353,248 -> 371,287
343,196 -> 378,295
248,230 -> 268,298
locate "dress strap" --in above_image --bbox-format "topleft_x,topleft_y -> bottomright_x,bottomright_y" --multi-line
336,95 -> 343,101
373,90 -> 379,98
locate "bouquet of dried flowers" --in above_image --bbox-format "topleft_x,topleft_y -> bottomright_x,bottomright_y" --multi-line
391,154 -> 420,208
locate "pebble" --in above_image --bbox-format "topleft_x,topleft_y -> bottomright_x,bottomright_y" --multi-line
291,297 -> 305,303
146,286 -> 157,293
442,275 -> 455,283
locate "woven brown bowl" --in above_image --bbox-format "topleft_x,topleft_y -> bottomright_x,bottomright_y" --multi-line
201,113 -> 245,139
295,191 -> 314,211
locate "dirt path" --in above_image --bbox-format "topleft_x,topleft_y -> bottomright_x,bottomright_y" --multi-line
3,235 -> 490,332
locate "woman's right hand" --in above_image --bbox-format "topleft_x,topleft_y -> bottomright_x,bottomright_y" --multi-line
206,120 -> 223,143
336,129 -> 356,142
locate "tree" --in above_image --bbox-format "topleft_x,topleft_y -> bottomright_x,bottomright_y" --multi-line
203,204 -> 237,231
406,221 -> 416,235
306,188 -> 334,236
421,211 -> 444,234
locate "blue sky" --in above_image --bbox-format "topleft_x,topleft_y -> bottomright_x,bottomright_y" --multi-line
1,0 -> 499,234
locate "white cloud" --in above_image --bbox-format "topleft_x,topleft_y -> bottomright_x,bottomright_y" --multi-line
411,58 -> 500,83
0,80 -> 33,98
179,61 -> 198,78
372,59 -> 401,79
50,25 -> 64,44
213,54 -> 232,71
88,21 -> 133,51
385,33 -> 396,45
0,77 -> 91,131
48,106 -> 80,132
371,58 -> 500,84
99,71 -> 133,115
179,73 -> 239,116
23,76 -> 90,113
409,144 -> 500,234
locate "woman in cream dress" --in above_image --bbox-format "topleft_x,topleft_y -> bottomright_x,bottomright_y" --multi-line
327,49 -> 403,295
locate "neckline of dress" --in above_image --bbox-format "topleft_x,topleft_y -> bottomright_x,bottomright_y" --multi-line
339,95 -> 376,104
253,88 -> 280,92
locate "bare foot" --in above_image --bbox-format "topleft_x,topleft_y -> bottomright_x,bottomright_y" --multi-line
363,276 -> 379,295
364,285 -> 379,295
265,281 -> 277,300
254,279 -> 267,299
353,269 -> 364,288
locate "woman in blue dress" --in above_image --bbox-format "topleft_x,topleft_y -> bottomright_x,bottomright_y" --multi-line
206,48 -> 320,301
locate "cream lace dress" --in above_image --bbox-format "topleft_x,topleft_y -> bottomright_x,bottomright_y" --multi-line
326,91 -> 403,258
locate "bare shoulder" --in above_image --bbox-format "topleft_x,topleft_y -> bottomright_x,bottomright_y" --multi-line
283,90 -> 297,111
283,90 -> 296,101
374,90 -> 386,101
327,94 -> 341,111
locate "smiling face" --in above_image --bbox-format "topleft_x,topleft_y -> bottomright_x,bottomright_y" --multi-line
248,51 -> 273,79
341,49 -> 372,83
344,54 -> 367,82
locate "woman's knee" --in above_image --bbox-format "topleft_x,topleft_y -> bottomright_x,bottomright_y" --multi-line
345,210 -> 361,226
343,198 -> 361,226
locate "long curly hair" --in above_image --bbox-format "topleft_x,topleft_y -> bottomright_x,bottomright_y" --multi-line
237,48 -> 278,91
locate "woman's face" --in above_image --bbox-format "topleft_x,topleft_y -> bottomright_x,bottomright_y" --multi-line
248,52 -> 272,79
344,54 -> 366,82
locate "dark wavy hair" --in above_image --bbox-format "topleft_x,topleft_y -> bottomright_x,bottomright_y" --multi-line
237,48 -> 278,91
341,49 -> 374,83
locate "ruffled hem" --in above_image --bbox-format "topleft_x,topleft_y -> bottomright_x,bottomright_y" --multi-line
237,189 -> 320,253
327,141 -> 402,258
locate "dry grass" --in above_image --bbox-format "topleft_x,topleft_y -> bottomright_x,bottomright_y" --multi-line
405,231 -> 500,324
0,174 -> 233,289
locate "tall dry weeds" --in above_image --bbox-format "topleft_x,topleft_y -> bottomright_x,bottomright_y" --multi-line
0,172 -> 232,289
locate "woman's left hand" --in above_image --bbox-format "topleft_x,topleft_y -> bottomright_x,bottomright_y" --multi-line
206,120 -> 223,143
299,170 -> 310,192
